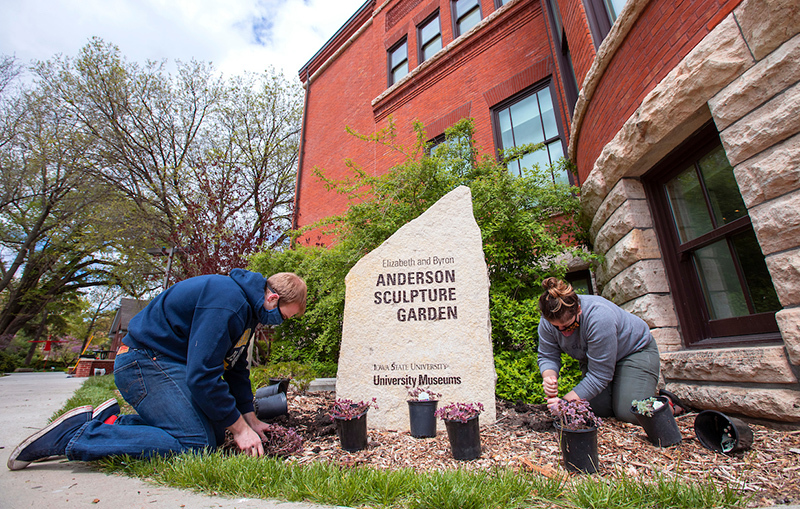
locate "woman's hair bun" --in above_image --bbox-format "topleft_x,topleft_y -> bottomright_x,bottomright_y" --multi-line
542,277 -> 573,299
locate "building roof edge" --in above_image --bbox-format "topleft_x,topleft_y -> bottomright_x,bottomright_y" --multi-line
298,0 -> 376,80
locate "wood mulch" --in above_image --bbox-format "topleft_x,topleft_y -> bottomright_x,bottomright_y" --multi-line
255,391 -> 800,507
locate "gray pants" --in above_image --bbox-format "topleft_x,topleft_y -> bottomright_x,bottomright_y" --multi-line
584,339 -> 660,424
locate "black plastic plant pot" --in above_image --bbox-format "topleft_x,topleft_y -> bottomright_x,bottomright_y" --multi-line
694,410 -> 754,454
335,412 -> 368,452
554,422 -> 599,474
631,396 -> 682,447
444,416 -> 481,460
269,377 -> 291,394
408,400 -> 438,438
253,392 -> 288,420
255,383 -> 281,399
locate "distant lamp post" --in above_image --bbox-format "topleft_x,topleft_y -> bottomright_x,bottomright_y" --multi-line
146,246 -> 186,290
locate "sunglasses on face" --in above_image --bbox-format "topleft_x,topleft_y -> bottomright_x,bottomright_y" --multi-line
556,315 -> 580,332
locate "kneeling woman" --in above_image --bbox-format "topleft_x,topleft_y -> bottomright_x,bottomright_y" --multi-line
537,277 -> 660,424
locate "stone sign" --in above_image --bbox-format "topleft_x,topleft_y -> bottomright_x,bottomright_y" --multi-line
336,186 -> 496,431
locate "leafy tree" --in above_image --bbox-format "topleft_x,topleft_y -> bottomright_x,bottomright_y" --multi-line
33,38 -> 302,281
0,39 -> 302,346
0,73 -> 130,345
250,117 -> 593,365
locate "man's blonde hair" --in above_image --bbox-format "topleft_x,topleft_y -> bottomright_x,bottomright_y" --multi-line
267,272 -> 307,316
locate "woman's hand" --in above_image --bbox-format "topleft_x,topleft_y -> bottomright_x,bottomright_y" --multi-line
542,370 -> 559,398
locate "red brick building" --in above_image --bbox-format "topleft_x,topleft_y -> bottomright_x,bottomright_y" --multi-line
294,0 -> 800,423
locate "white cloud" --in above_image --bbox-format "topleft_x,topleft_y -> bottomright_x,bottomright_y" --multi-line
0,0 -> 367,81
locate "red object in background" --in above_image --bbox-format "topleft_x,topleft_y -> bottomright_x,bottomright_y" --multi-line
29,335 -> 66,352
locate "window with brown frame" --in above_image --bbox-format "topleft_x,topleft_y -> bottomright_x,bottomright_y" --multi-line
452,0 -> 482,37
491,81 -> 571,185
567,270 -> 594,295
388,38 -> 409,86
643,123 -> 781,347
544,0 -> 579,117
603,0 -> 628,21
582,0 -> 615,48
417,12 -> 442,63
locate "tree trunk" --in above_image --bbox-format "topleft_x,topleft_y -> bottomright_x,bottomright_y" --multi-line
24,310 -> 49,365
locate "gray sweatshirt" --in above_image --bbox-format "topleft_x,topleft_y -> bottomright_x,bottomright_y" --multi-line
537,294 -> 653,400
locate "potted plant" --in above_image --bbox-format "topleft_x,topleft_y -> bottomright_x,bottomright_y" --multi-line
550,399 -> 602,474
435,401 -> 484,460
406,386 -> 441,438
630,396 -> 682,447
330,397 -> 377,452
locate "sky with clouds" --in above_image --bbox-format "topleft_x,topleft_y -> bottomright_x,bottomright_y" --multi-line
0,0 -> 368,82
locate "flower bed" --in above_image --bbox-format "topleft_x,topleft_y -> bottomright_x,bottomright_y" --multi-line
227,391 -> 800,507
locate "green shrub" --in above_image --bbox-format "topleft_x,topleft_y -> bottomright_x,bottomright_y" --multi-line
489,293 -> 541,353
494,350 -> 581,404
250,362 -> 318,392
0,350 -> 21,373
494,350 -> 544,403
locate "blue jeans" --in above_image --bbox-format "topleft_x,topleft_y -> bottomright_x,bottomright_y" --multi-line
66,347 -> 219,461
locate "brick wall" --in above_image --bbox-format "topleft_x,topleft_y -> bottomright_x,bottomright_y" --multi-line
558,0 -> 597,87
74,359 -> 115,378
295,0 -> 565,240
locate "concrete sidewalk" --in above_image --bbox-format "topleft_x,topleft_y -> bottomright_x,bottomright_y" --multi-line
0,372 -> 342,509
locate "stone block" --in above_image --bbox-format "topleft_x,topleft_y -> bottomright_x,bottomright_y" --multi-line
721,81 -> 800,165
651,327 -> 682,353
593,199 -> 653,254
735,0 -> 800,61
602,259 -> 670,304
776,308 -> 800,365
336,186 -> 496,431
595,228 -> 663,287
664,382 -> 800,422
619,293 -> 678,328
710,34 -> 800,130
748,191 -> 800,255
308,378 -> 337,392
733,133 -> 800,208
589,178 -> 646,240
765,248 -> 800,307
579,170 -> 608,222
661,345 -> 797,384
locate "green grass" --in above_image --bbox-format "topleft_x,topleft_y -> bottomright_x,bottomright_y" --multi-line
70,376 -> 747,509
52,373 -> 120,421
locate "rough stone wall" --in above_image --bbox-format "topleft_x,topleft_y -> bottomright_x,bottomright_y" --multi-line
577,0 -> 800,422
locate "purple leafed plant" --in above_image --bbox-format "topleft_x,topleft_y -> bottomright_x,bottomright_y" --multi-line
261,424 -> 304,456
435,402 -> 484,423
406,385 -> 442,402
330,397 -> 378,420
550,399 -> 602,431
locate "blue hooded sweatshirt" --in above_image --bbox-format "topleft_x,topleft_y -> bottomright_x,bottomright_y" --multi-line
123,268 -> 274,429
